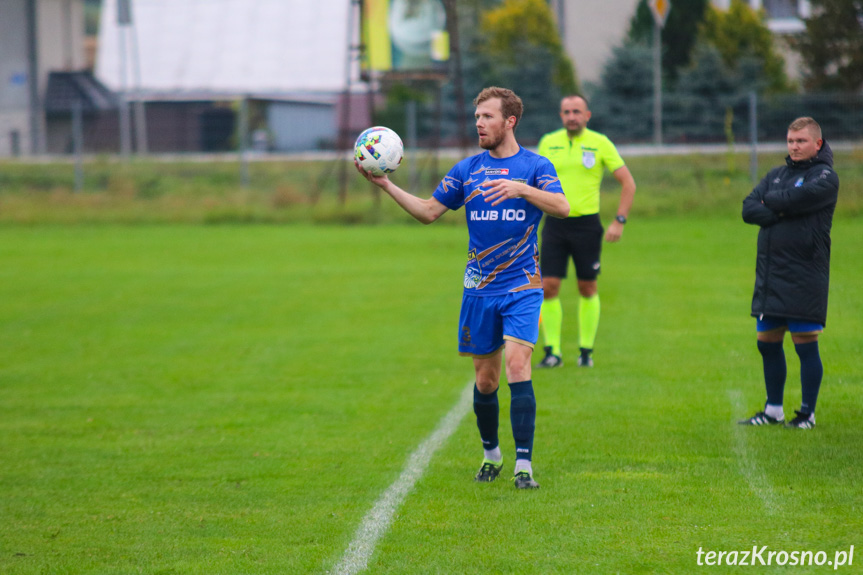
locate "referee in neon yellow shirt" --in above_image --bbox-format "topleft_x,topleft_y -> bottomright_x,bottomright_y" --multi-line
535,94 -> 636,368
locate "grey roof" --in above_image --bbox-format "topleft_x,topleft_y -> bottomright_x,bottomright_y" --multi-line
44,71 -> 118,114
95,0 -> 355,95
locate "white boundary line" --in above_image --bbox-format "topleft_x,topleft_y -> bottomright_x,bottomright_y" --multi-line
728,389 -> 780,515
333,382 -> 474,575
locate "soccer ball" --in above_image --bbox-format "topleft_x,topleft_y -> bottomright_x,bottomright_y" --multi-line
354,126 -> 404,176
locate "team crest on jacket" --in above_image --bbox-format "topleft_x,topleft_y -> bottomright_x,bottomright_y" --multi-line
582,150 -> 596,169
795,177 -> 805,187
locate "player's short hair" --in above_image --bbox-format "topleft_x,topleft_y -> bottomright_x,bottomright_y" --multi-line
561,93 -> 590,108
474,87 -> 523,128
788,116 -> 822,140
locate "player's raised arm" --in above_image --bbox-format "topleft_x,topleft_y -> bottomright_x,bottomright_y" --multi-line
355,162 -> 449,224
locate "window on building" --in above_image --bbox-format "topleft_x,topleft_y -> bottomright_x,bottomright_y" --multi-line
763,0 -> 812,18
763,0 -> 798,18
750,0 -> 811,33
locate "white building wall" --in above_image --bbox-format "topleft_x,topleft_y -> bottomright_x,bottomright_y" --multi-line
0,0 -> 85,156
268,102 -> 337,152
0,112 -> 30,156
39,0 -> 87,72
559,0 -> 641,86
0,0 -> 32,155
96,0 -> 355,94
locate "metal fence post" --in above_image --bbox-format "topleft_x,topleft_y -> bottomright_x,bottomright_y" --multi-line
749,91 -> 758,185
239,96 -> 250,188
72,101 -> 84,192
652,22 -> 663,146
117,0 -> 132,159
406,100 -> 418,193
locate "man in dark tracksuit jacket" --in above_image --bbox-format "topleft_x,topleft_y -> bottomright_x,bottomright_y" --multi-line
739,116 -> 839,430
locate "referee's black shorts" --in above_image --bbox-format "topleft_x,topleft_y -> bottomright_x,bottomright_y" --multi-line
540,214 -> 604,280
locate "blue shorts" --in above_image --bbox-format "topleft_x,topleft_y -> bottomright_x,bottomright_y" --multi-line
756,315 -> 823,334
458,290 -> 543,357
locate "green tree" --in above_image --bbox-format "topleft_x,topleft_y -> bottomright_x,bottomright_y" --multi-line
628,0 -> 710,83
697,0 -> 790,94
793,0 -> 863,91
436,0 -> 578,143
668,44 -> 742,141
588,43 -> 654,142
478,0 -> 579,95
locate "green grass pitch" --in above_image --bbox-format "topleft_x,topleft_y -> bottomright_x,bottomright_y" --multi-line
1,219 -> 861,574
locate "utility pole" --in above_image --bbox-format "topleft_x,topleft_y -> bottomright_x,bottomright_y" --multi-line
26,0 -> 42,155
648,0 -> 670,146
117,0 -> 133,158
443,0 -> 468,155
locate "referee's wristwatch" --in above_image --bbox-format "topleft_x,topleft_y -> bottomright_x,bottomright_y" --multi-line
615,214 -> 627,224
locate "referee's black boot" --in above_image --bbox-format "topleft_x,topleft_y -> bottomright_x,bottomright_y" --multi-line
536,346 -> 563,369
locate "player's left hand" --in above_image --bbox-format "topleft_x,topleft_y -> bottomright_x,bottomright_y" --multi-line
355,159 -> 390,187
605,220 -> 624,242
481,179 -> 527,206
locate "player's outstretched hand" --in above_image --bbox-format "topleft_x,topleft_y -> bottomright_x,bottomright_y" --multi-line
481,179 -> 526,206
355,160 -> 390,187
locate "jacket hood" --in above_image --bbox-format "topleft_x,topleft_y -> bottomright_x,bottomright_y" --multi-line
786,139 -> 834,169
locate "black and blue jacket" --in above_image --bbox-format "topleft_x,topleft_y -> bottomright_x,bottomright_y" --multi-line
742,141 -> 839,325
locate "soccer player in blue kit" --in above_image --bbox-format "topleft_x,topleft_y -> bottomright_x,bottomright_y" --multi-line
356,87 -> 569,489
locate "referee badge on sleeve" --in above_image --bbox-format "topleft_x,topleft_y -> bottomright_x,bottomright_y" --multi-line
582,150 -> 596,169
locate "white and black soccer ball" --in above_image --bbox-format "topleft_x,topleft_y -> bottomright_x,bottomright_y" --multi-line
354,126 -> 404,176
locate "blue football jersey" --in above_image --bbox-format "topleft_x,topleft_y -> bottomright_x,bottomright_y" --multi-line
432,146 -> 564,296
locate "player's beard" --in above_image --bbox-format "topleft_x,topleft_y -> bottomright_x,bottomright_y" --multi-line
478,128 -> 505,150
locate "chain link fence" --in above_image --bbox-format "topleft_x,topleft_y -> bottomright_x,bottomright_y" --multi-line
3,89 -> 861,198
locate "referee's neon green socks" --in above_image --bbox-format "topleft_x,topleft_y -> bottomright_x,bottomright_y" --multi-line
578,294 -> 600,350
540,297 -> 562,356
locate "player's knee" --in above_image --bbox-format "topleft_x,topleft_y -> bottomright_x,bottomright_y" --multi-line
475,376 -> 499,394
757,328 -> 785,344
577,280 -> 598,298
757,339 -> 783,357
542,277 -> 561,299
791,334 -> 819,346
504,357 -> 531,382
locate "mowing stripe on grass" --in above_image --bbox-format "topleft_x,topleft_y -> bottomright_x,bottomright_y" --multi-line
333,381 -> 474,575
728,389 -> 780,515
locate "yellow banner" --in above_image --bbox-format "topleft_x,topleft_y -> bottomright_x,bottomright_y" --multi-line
431,30 -> 449,62
362,0 -> 449,72
363,0 -> 392,72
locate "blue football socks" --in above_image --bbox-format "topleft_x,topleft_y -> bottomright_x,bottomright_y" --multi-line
795,340 -> 823,414
473,384 -> 500,452
757,340 -> 787,407
508,380 -> 536,462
